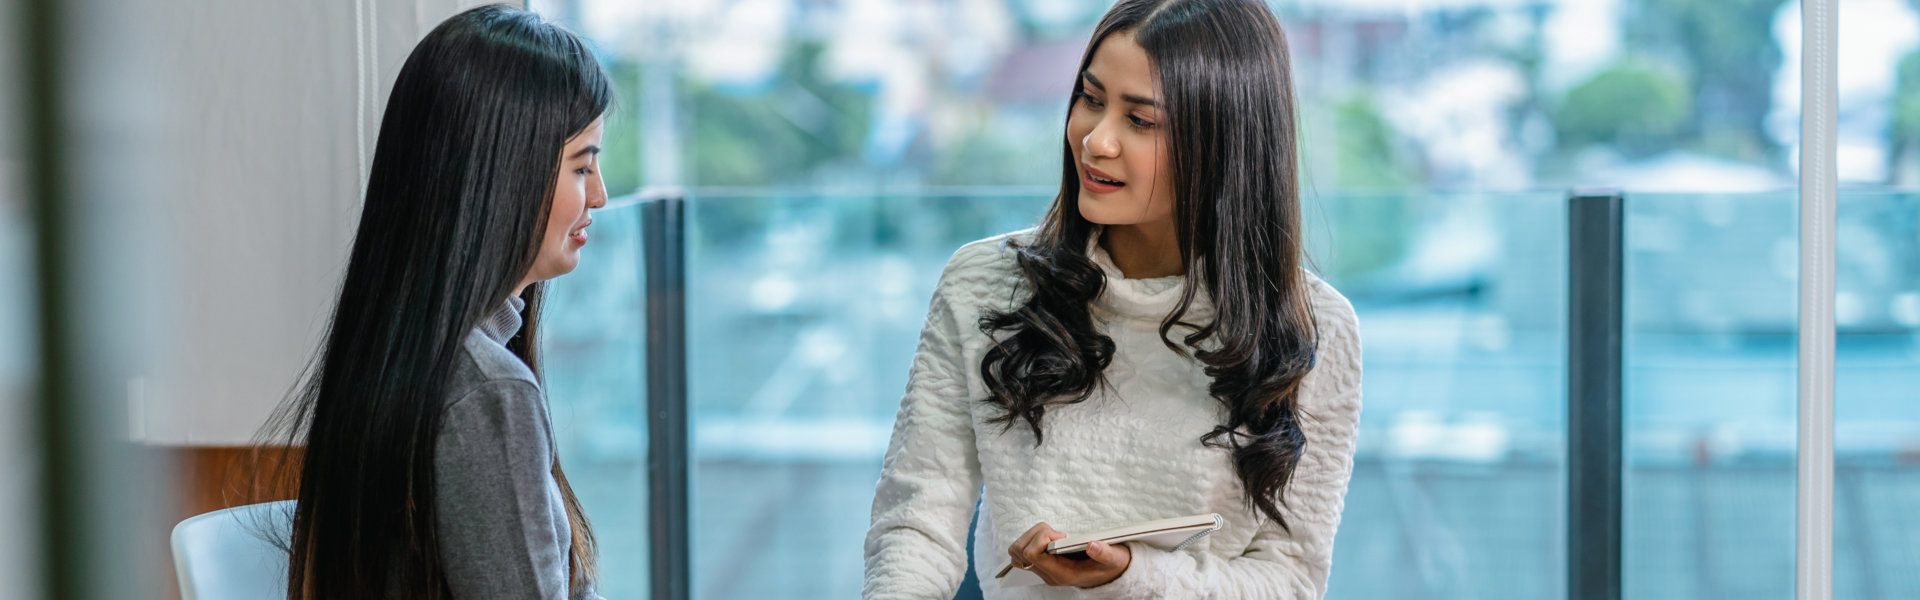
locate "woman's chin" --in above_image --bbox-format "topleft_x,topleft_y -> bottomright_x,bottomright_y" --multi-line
528,256 -> 582,284
1077,194 -> 1144,226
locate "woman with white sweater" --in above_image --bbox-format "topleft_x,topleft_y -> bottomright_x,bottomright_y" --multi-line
863,0 -> 1362,598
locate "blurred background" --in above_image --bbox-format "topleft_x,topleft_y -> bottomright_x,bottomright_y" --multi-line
4,0 -> 1916,598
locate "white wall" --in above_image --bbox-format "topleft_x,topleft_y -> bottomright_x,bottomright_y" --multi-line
134,0 -> 520,446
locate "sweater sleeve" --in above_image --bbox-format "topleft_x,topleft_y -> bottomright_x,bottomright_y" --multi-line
863,251 -> 991,600
1076,283 -> 1364,600
434,379 -> 575,600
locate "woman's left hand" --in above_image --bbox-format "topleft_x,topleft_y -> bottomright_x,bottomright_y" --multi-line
1006,522 -> 1132,588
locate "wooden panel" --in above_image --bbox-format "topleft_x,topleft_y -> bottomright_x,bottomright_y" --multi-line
166,445 -> 302,600
174,445 -> 303,522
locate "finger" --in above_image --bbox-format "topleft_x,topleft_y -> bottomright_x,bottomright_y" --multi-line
1017,522 -> 1049,549
1035,529 -> 1068,557
1036,524 -> 1065,553
1086,540 -> 1119,565
1022,531 -> 1047,563
1011,522 -> 1055,567
1008,524 -> 1043,565
1034,522 -> 1055,538
1046,529 -> 1067,544
1022,525 -> 1056,563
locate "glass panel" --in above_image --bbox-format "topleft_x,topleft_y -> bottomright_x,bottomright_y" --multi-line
542,202 -> 650,597
679,191 -> 1567,599
1623,192 -> 1799,600
1314,192 -> 1570,600
1625,192 -> 1920,599
684,192 -> 1045,599
1832,192 -> 1920,599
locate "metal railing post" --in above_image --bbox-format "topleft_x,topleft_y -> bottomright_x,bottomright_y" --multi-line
1568,189 -> 1625,600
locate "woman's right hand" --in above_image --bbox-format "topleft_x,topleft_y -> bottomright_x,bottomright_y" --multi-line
1005,522 -> 1132,588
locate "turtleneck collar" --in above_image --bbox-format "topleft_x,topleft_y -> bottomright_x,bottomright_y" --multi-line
1086,226 -> 1214,322
477,294 -> 526,345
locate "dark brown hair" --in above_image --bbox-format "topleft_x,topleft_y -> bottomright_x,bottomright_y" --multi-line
262,5 -> 607,597
978,0 -> 1318,529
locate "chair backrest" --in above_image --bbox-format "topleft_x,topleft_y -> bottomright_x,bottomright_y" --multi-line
171,500 -> 295,600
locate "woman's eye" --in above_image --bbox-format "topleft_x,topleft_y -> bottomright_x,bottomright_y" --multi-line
1076,92 -> 1104,109
1128,115 -> 1155,129
575,167 -> 594,176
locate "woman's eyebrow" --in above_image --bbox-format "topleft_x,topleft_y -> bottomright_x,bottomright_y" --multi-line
1081,70 -> 1105,91
569,145 -> 601,160
1081,70 -> 1159,107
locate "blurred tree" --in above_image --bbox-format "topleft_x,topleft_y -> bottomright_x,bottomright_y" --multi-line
1308,94 -> 1420,279
1331,94 -> 1416,191
670,41 -> 879,250
684,41 -> 874,187
1887,50 -> 1920,185
594,59 -> 645,196
1631,0 -> 1787,160
925,110 -> 1064,187
1553,59 -> 1690,157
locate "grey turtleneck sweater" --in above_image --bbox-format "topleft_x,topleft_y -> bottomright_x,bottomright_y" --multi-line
433,295 -> 602,600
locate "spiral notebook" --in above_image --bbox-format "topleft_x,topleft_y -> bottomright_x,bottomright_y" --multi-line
992,513 -> 1224,586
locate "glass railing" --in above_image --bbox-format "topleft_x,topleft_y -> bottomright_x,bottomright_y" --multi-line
542,188 -> 1919,600
682,191 -> 1048,599
541,202 -> 651,599
666,190 -> 1571,599
1831,193 -> 1920,600
1314,192 -> 1569,600
1623,192 -> 1920,600
1622,191 -> 1797,600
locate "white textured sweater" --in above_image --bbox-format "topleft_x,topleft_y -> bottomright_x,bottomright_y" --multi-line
863,231 -> 1364,599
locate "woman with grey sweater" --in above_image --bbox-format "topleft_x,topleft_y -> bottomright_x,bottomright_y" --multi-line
262,5 -> 612,599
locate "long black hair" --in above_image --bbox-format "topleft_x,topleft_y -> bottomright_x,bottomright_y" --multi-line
978,0 -> 1318,530
262,5 -> 611,598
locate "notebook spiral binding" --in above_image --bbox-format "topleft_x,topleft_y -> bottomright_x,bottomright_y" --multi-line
1171,513 -> 1225,552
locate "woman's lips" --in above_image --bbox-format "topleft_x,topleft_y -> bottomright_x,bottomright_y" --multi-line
1082,164 -> 1126,194
569,219 -> 591,245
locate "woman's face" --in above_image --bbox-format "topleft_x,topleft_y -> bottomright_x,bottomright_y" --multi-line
523,117 -> 606,290
1067,30 -> 1174,228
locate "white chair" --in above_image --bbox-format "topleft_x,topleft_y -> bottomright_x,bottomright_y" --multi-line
171,500 -> 295,600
